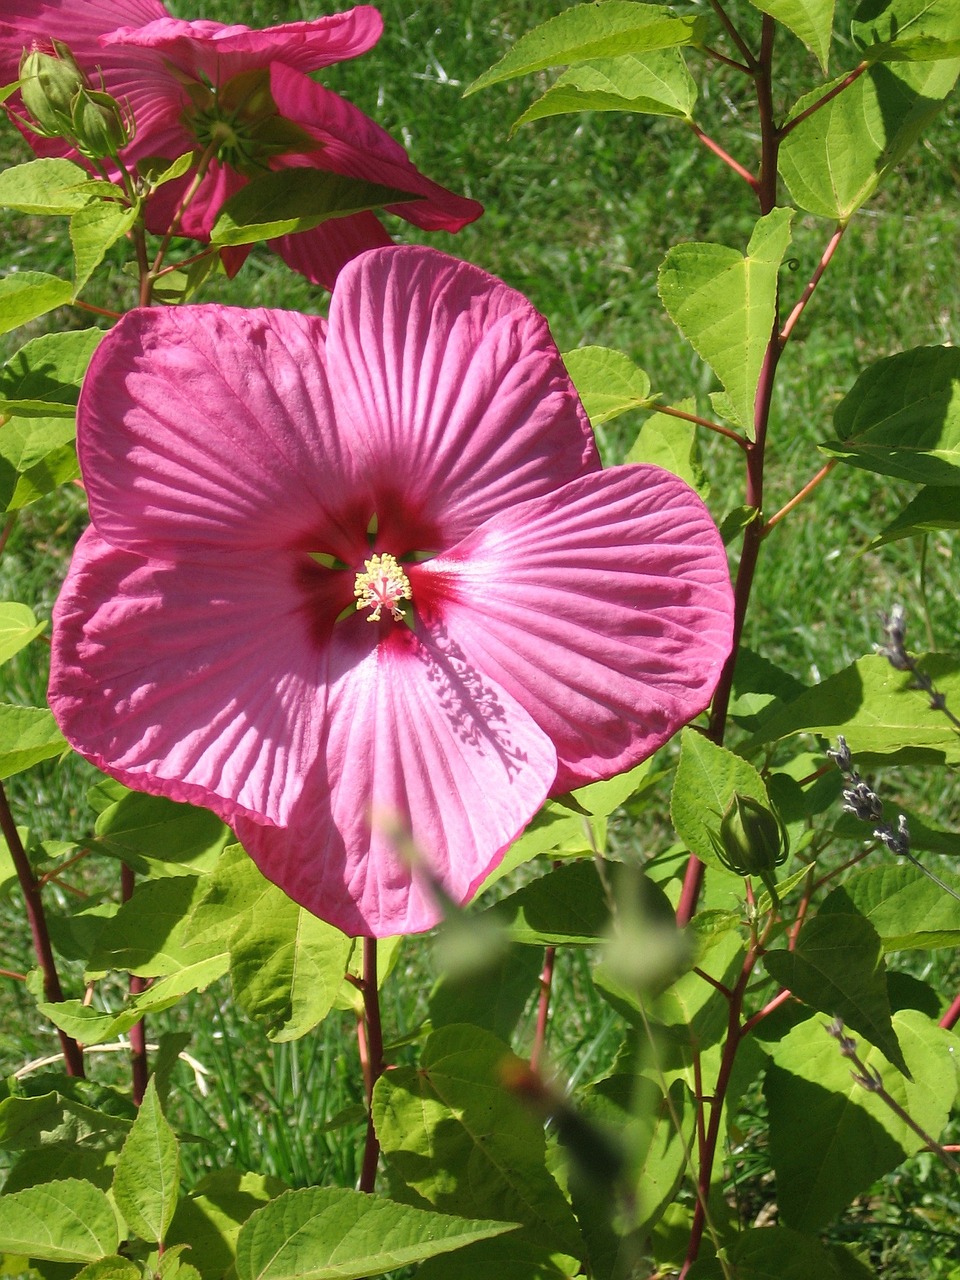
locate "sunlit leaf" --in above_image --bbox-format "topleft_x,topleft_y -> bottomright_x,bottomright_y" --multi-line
562,345 -> 652,425
0,328 -> 102,417
0,1178 -> 119,1262
514,48 -> 696,129
0,272 -> 73,334
0,158 -> 90,214
112,1079 -> 180,1246
746,0 -> 836,69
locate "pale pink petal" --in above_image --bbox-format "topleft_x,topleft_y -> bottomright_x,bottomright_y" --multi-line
326,245 -> 600,550
49,528 -> 355,826
104,8 -> 383,77
78,305 -> 369,561
236,612 -> 557,937
270,212 -> 394,291
411,465 -> 735,792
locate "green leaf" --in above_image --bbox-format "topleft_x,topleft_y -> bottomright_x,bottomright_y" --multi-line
0,1088 -> 131,1153
0,158 -> 90,214
112,1079 -> 180,1246
822,345 -> 960,485
168,1170 -> 286,1280
852,0 -> 960,62
0,603 -> 45,665
0,1178 -> 120,1262
73,1257 -> 142,1280
820,864 -> 960,951
0,704 -> 67,777
746,0 -> 836,70
84,875 -> 209,978
625,397 -> 710,496
71,199 -> 140,293
429,944 -> 543,1041
211,170 -> 419,246
514,48 -> 696,129
485,860 -> 612,945
0,328 -> 103,417
869,484 -> 960,546
0,272 -> 74,334
765,1010 -> 957,1229
0,416 -> 79,510
235,1187 -> 516,1280
93,791 -> 229,877
743,651 -> 960,765
779,59 -> 959,219
562,345 -> 652,426
465,3 -> 706,95
374,1025 -> 583,1260
414,1236 -> 575,1280
35,997 -> 165,1046
763,911 -> 906,1072
722,1227 -> 849,1278
657,208 -> 794,432
670,728 -> 770,873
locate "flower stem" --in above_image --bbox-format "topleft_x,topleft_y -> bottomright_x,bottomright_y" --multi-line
1,783 -> 84,1077
358,937 -> 385,1193
121,864 -> 149,1105
530,945 -> 557,1072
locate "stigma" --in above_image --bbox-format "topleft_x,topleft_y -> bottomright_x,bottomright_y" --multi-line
354,553 -> 412,623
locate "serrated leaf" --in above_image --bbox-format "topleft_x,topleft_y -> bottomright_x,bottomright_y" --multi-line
0,603 -> 45,664
235,1186 -> 516,1280
0,416 -> 79,510
168,1170 -> 286,1280
869,484 -> 960,546
0,158 -> 90,213
93,790 -> 229,877
84,875 -> 208,977
625,397 -> 710,496
374,1025 -> 583,1258
465,3 -> 705,95
742,651 -> 960,765
0,1178 -> 119,1262
562,345 -> 652,426
485,860 -> 612,945
852,0 -> 960,62
515,48 -> 696,129
0,328 -> 103,417
820,863 -> 960,951
0,704 -> 67,777
0,1089 -> 131,1153
722,1227 -> 849,1277
779,58 -> 959,219
657,208 -> 794,433
34,997 -> 162,1046
0,272 -> 74,334
71,199 -> 140,293
414,1235 -> 575,1280
211,170 -> 419,245
429,944 -> 543,1040
112,1079 -> 180,1246
670,728 -> 770,873
72,1256 -> 141,1280
822,345 -> 960,484
763,911 -> 906,1072
747,0 -> 836,70
765,1010 -> 957,1229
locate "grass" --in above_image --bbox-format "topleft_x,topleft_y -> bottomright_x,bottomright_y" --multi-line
0,0 -> 958,1274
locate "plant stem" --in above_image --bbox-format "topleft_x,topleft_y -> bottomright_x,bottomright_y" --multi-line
652,402 -> 750,450
121,864 -> 149,1105
358,937 -> 385,1193
940,993 -> 960,1031
778,62 -> 870,140
1,783 -> 84,1077
779,224 -> 847,344
687,120 -> 759,190
530,945 -> 556,1072
763,461 -> 837,534
707,0 -> 758,68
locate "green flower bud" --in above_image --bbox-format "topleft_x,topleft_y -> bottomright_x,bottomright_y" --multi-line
18,41 -> 86,139
71,86 -> 130,159
710,792 -> 789,878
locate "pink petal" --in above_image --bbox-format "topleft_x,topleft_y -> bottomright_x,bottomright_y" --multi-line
326,245 -> 600,550
270,211 -> 394,291
77,305 -> 370,562
49,528 -> 355,827
236,613 -> 557,937
104,8 -> 384,77
412,465 -> 735,792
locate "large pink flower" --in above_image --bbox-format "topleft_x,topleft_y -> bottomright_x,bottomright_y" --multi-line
0,0 -> 481,287
49,246 -> 734,937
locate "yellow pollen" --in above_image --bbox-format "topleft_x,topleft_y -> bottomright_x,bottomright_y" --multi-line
354,553 -> 412,623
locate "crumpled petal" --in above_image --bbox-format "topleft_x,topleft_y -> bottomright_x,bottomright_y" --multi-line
49,528 -> 353,827
77,305 -> 369,563
326,245 -> 600,550
412,464 -> 735,793
236,612 -> 557,937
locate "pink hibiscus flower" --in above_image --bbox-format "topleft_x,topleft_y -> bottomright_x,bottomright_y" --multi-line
0,0 -> 481,287
49,246 -> 734,937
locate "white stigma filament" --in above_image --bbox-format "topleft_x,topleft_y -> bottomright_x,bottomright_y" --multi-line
354,553 -> 412,622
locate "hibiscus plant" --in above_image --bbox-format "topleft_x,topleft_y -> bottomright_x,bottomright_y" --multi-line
0,1 -> 957,1278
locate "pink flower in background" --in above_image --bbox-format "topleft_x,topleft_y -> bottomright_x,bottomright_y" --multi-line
49,246 -> 734,937
0,0 -> 481,287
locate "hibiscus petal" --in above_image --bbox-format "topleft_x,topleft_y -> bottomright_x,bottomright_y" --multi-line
412,465 -> 735,792
326,245 -> 600,550
78,305 -> 370,561
236,612 -> 557,937
104,8 -> 384,77
49,527 -> 354,826
270,210 -> 394,292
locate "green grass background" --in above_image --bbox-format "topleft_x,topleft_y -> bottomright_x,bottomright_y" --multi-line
0,0 -> 958,1274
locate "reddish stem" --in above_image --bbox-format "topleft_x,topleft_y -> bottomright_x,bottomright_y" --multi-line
2,784 -> 84,1076
530,945 -> 556,1073
358,937 -> 385,1193
741,987 -> 793,1035
763,461 -> 838,534
652,402 -> 750,451
940,993 -> 960,1031
779,225 -> 847,345
687,120 -> 760,190
707,0 -> 758,68
121,864 -> 149,1105
778,63 -> 870,140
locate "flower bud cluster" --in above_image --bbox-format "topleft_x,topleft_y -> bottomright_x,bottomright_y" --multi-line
18,41 -> 130,159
